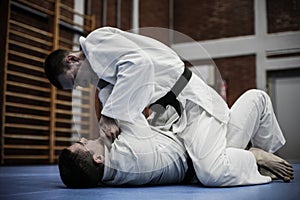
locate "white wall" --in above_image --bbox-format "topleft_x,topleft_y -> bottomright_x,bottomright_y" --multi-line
269,75 -> 300,163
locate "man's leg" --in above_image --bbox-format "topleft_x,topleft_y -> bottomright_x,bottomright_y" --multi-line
178,100 -> 271,186
227,89 -> 293,181
227,89 -> 285,152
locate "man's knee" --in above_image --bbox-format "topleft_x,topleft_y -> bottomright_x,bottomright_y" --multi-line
244,89 -> 270,105
244,89 -> 267,98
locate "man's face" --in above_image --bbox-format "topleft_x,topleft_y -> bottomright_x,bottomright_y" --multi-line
58,65 -> 78,90
74,60 -> 99,88
58,58 -> 98,90
69,138 -> 105,164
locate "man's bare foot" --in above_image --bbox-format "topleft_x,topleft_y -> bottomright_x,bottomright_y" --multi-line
249,147 -> 294,182
259,167 -> 278,180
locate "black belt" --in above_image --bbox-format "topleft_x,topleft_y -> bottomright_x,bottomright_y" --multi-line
149,67 -> 192,122
97,79 -> 110,89
182,155 -> 197,184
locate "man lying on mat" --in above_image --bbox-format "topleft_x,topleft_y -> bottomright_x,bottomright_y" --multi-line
57,134 -> 293,188
44,27 -> 293,188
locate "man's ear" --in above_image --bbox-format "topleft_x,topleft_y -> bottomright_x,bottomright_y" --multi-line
66,54 -> 80,63
92,155 -> 105,165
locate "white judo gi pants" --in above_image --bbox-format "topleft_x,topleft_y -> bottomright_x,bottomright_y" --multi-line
178,89 -> 286,186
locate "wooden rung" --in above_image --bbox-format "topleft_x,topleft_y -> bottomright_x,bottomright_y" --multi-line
15,0 -> 54,15
5,112 -> 50,121
10,30 -> 52,47
6,81 -> 51,93
3,155 -> 49,159
59,40 -> 76,47
5,123 -> 50,131
5,102 -> 50,112
58,98 -> 91,108
55,136 -> 77,142
55,127 -> 89,135
57,90 -> 72,97
4,134 -> 49,140
54,127 -> 75,133
59,15 -> 85,29
60,3 -> 91,19
59,37 -> 77,46
72,112 -> 90,117
73,89 -> 94,94
4,144 -> 49,150
56,118 -> 72,123
59,41 -> 79,51
55,109 -> 72,115
9,40 -> 50,54
71,120 -> 90,126
57,46 -> 71,51
71,103 -> 91,109
75,87 -> 93,92
72,94 -> 91,100
59,18 -> 93,32
55,99 -> 72,106
69,111 -> 90,117
58,45 -> 79,52
6,91 -> 51,103
55,146 -> 69,151
7,60 -> 44,73
9,50 -> 48,63
10,19 -> 53,37
7,69 -> 48,83
73,129 -> 92,135
73,129 -> 90,134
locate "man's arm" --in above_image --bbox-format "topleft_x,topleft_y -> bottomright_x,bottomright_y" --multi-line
99,115 -> 120,148
97,84 -> 119,146
83,28 -> 155,123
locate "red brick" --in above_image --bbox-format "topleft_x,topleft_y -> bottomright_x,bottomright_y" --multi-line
214,55 -> 256,107
173,0 -> 254,42
140,0 -> 170,28
267,0 -> 300,33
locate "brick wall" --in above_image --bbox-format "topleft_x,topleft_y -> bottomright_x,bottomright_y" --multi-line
214,55 -> 256,107
107,0 -> 117,27
267,0 -> 300,33
120,0 -> 132,30
91,0 -> 132,30
173,0 -> 254,42
90,0 -> 102,28
140,0 -> 170,28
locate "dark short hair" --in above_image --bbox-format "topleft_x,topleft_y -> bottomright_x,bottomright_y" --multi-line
44,49 -> 69,89
58,148 -> 103,188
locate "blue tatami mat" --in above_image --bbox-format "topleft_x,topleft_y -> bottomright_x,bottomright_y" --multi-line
0,164 -> 299,200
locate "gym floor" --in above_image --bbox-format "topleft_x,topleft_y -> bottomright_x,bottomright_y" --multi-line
0,164 -> 299,200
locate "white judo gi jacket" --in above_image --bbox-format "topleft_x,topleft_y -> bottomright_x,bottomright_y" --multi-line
79,27 -> 276,186
79,27 -> 229,124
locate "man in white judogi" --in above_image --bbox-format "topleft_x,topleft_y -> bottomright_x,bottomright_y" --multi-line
46,27 -> 293,187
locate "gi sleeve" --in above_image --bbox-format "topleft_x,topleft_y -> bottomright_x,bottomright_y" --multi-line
98,84 -> 113,106
84,28 -> 155,122
101,49 -> 155,123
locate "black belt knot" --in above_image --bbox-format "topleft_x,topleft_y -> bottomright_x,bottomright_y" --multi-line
149,67 -> 192,122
